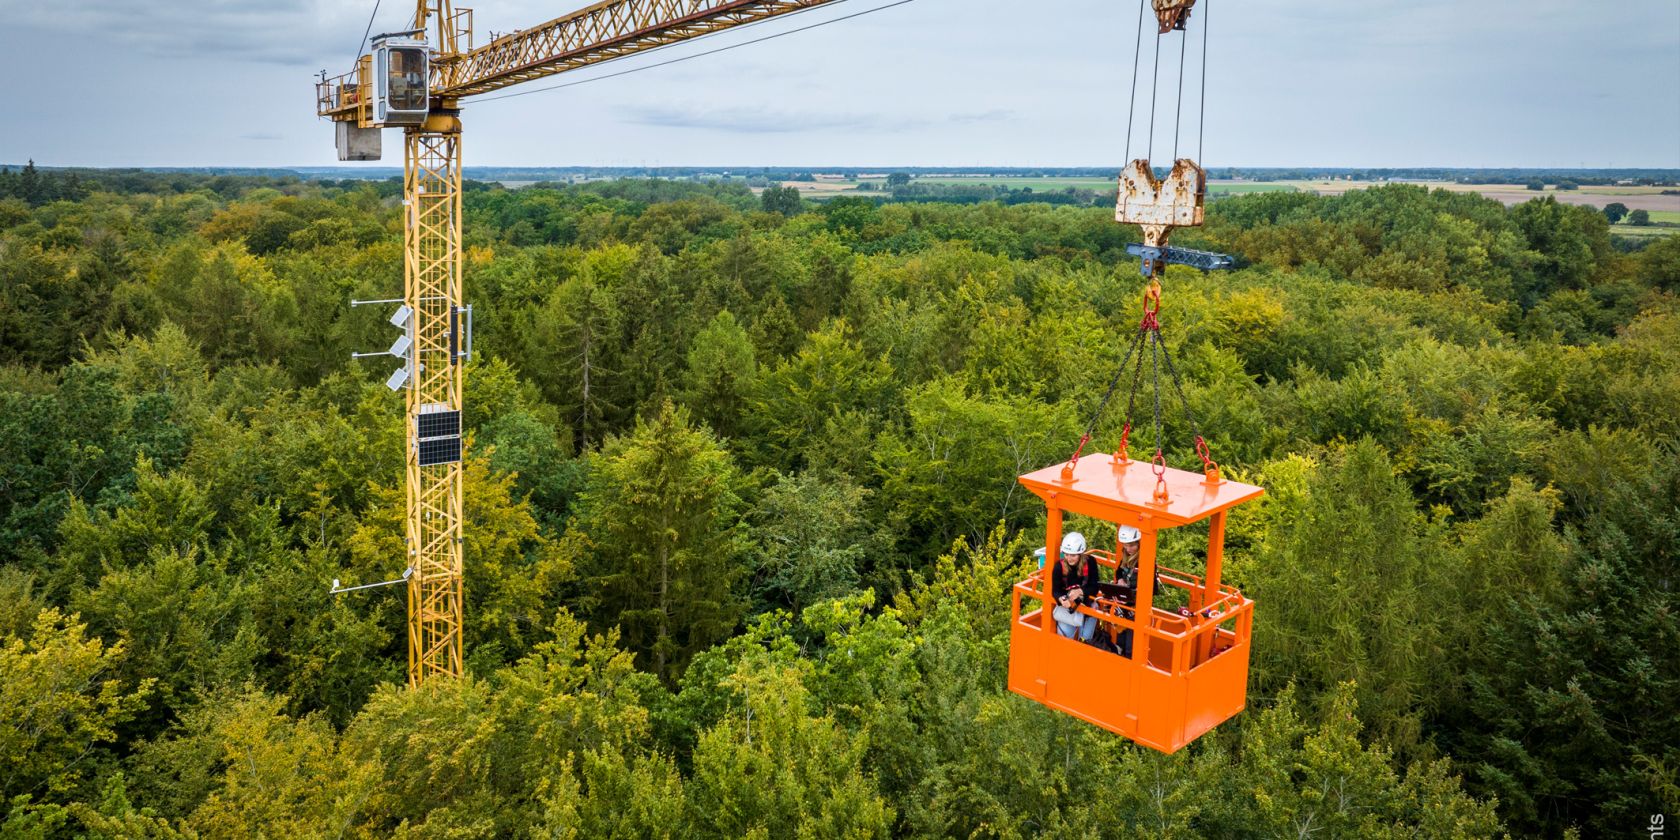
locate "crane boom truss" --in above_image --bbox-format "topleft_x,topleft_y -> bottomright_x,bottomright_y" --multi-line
435,0 -> 843,98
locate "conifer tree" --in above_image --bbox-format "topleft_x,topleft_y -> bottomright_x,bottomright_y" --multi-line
575,400 -> 746,683
539,270 -> 621,451
681,310 -> 757,439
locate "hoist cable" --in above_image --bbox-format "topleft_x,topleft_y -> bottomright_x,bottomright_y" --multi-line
1146,29 -> 1162,164
1126,2 -> 1213,169
1199,0 -> 1211,164
355,0 -> 384,65
1123,0 -> 1147,166
1172,24 -> 1188,162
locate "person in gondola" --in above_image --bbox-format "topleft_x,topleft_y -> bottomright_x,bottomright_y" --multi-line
1112,525 -> 1158,658
1050,531 -> 1101,644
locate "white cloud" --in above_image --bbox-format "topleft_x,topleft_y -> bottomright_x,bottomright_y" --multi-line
0,0 -> 379,64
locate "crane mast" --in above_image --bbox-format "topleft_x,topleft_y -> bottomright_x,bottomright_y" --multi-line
319,0 -> 847,687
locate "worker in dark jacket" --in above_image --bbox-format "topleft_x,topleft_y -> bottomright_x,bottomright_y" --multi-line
1050,531 -> 1100,642
1112,525 -> 1159,658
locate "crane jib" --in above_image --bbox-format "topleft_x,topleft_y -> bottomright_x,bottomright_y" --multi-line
437,0 -> 849,99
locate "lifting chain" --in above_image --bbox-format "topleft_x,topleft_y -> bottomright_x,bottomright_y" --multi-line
1064,281 -> 1221,492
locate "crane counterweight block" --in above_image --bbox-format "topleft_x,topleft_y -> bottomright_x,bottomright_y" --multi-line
336,122 -> 382,161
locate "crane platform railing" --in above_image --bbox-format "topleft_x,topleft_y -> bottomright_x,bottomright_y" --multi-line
317,58 -> 374,122
1013,557 -> 1253,677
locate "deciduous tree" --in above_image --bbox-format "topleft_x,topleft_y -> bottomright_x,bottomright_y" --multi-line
0,609 -> 153,801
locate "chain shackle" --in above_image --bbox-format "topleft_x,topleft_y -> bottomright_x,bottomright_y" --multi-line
1140,280 -> 1163,331
1194,434 -> 1222,483
1063,433 -> 1093,480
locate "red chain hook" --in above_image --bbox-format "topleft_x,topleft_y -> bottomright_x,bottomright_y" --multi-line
1139,281 -> 1163,332
1195,435 -> 1222,483
1113,422 -> 1133,464
1062,433 -> 1092,479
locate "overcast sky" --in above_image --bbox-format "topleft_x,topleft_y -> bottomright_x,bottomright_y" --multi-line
1,0 -> 1676,168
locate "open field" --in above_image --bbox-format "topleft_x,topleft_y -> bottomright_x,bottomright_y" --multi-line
780,179 -> 881,198
1210,182 -> 1301,195
1609,224 -> 1677,238
779,177 -> 1299,200
857,176 -> 1297,194
883,176 -> 1114,190
1290,180 -> 1680,213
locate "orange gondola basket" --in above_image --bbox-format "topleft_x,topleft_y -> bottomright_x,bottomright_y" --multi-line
1008,454 -> 1264,754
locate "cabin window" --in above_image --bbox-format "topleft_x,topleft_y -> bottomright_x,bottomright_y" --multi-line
385,47 -> 428,113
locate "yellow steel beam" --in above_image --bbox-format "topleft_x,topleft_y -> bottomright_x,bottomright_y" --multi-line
403,125 -> 465,686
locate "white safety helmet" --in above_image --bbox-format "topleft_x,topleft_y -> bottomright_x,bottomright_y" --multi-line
1060,531 -> 1088,556
1117,525 -> 1142,545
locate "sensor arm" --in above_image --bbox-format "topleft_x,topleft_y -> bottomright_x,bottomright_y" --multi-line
330,566 -> 414,595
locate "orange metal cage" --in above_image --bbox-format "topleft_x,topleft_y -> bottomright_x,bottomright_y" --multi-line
1008,455 -> 1263,753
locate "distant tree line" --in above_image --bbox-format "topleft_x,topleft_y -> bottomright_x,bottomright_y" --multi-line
12,161 -> 1677,190
0,161 -> 88,207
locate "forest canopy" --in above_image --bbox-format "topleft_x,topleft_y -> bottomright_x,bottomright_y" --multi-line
2,170 -> 1677,838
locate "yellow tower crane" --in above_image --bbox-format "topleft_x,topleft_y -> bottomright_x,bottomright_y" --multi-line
318,0 -> 851,686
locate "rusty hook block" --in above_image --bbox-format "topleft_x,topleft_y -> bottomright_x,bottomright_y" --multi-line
1152,0 -> 1196,34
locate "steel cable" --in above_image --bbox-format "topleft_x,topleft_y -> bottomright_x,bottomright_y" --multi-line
1123,0 -> 1147,166
1146,28 -> 1162,164
355,0 -> 384,65
1172,23 -> 1188,161
1199,0 -> 1211,164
